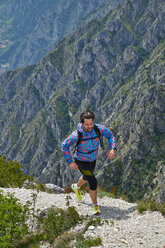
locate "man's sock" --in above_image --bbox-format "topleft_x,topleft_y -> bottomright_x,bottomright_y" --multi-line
74,184 -> 80,189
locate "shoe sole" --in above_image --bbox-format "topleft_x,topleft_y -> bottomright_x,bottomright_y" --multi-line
93,211 -> 101,215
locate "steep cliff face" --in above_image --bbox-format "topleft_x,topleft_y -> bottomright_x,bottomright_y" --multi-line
0,0 -> 164,202
0,0 -> 122,70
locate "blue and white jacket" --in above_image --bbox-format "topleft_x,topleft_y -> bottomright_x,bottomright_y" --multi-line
61,123 -> 116,164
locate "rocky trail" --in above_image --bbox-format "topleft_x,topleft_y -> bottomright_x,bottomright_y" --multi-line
1,187 -> 165,248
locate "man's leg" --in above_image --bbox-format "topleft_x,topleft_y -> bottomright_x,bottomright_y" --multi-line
89,189 -> 97,205
77,176 -> 98,204
88,176 -> 100,214
77,176 -> 88,188
77,169 -> 98,205
73,173 -> 100,214
75,160 -> 100,214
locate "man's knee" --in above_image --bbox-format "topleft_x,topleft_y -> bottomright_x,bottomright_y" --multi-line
89,176 -> 97,190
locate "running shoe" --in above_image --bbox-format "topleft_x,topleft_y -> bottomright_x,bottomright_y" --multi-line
93,205 -> 101,215
71,184 -> 82,200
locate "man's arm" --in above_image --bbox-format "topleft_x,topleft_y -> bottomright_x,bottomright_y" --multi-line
61,131 -> 78,164
97,124 -> 116,159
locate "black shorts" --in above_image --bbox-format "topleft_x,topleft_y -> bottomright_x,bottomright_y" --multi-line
75,159 -> 97,190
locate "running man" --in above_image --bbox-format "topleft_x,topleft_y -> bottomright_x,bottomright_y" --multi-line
61,110 -> 116,215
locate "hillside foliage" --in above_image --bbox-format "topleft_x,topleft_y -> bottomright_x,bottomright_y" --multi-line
0,155 -> 31,188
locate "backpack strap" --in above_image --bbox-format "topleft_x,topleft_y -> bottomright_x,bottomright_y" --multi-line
94,124 -> 104,149
76,130 -> 83,147
93,125 -> 101,140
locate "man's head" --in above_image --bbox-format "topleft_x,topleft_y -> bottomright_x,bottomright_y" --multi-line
80,110 -> 95,132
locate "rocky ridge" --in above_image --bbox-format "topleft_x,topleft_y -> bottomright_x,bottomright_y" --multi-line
0,187 -> 165,248
0,0 -> 122,69
0,0 -> 164,202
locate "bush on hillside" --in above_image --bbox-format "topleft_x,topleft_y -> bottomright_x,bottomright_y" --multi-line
38,206 -> 81,244
0,155 -> 31,188
0,192 -> 29,248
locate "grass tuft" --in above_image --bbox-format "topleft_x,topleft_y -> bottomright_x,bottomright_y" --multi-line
137,200 -> 165,216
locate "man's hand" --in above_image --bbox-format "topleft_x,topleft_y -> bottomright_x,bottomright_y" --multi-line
106,149 -> 115,159
69,162 -> 78,170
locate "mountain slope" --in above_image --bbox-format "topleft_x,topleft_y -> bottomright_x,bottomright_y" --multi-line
0,0 -> 122,70
0,0 -> 164,202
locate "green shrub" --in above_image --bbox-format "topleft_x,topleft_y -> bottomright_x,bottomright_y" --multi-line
137,199 -> 165,216
14,233 -> 43,248
74,235 -> 102,248
38,206 -> 81,244
54,216 -> 103,248
0,192 -> 29,248
0,155 -> 31,188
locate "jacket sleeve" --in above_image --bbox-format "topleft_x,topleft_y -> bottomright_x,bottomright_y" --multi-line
97,124 -> 116,149
61,130 -> 78,163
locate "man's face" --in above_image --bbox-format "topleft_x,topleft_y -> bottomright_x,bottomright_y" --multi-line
82,118 -> 94,132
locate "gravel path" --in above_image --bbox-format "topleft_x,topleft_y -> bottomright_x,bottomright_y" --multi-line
1,187 -> 165,248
